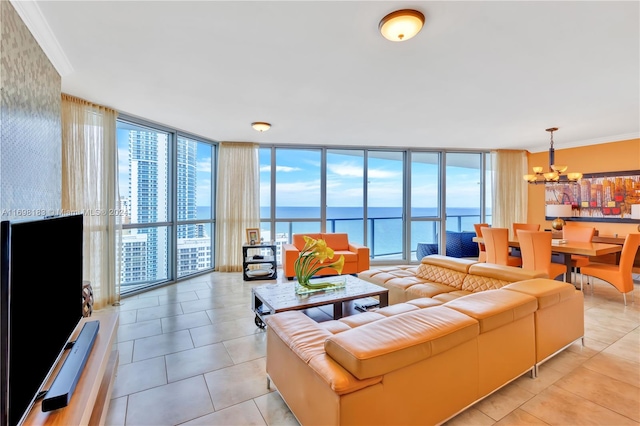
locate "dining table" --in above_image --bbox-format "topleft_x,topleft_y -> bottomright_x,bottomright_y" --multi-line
472,236 -> 622,283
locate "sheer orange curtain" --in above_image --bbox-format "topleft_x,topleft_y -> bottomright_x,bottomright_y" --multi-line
491,150 -> 528,229
61,94 -> 121,309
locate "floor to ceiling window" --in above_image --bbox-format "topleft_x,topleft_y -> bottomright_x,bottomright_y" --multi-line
259,148 -> 324,263
260,146 -> 491,264
367,151 -> 405,260
176,136 -> 214,278
117,117 -> 216,294
410,152 -> 440,261
445,152 -> 484,232
484,153 -> 494,223
326,149 -> 364,244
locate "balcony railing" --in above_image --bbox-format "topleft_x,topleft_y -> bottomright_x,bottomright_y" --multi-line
273,213 -> 491,262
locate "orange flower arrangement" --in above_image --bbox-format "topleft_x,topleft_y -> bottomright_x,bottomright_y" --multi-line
294,236 -> 345,289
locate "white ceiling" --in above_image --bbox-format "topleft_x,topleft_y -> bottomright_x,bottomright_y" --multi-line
13,1 -> 640,152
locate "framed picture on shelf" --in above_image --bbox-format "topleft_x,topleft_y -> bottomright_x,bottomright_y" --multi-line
246,228 -> 260,245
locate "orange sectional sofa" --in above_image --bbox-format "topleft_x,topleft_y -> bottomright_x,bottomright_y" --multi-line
282,233 -> 370,280
267,279 -> 583,425
266,256 -> 584,425
359,254 -> 547,304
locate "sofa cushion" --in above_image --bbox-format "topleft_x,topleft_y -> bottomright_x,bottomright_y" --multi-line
334,250 -> 358,264
432,290 -> 473,302
446,231 -> 479,258
338,312 -> 387,328
462,264 -> 548,292
366,275 -> 425,292
420,255 -> 477,272
265,311 -> 332,362
404,282 -> 458,298
416,264 -> 468,289
417,242 -> 439,259
444,290 -> 538,333
307,354 -> 383,395
324,306 -> 478,380
375,303 -> 420,317
502,279 -> 577,309
416,233 -> 479,259
358,266 -> 420,286
405,298 -> 444,309
319,320 -> 352,334
468,263 -> 547,282
322,233 -> 350,251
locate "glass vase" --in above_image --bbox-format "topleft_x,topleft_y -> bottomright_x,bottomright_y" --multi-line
294,276 -> 346,295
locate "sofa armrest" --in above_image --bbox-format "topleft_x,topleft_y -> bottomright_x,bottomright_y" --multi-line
282,243 -> 300,279
349,242 -> 370,273
502,279 -> 584,363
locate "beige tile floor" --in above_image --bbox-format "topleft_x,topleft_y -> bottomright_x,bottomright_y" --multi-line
104,271 -> 640,426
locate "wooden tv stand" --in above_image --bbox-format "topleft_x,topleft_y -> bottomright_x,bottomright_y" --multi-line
23,311 -> 119,425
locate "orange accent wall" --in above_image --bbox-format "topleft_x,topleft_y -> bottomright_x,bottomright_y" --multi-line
526,138 -> 640,236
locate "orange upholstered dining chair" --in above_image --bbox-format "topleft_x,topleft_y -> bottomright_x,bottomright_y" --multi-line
512,223 -> 540,235
581,233 -> 640,305
562,224 -> 596,284
511,223 -> 540,259
517,230 -> 567,281
481,227 -> 522,267
473,223 -> 489,262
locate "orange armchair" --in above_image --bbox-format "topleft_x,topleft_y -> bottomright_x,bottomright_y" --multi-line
282,233 -> 370,280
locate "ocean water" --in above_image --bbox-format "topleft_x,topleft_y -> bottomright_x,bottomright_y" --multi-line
199,206 -> 491,257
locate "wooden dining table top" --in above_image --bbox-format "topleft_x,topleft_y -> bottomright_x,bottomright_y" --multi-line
472,236 -> 622,257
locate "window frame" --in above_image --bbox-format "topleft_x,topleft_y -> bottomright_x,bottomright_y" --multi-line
117,114 -> 218,295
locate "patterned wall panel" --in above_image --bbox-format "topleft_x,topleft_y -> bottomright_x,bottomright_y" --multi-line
0,0 -> 61,221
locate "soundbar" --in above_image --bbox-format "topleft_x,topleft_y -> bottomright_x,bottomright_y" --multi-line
41,320 -> 99,412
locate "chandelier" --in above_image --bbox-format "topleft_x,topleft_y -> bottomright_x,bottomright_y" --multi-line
523,127 -> 583,184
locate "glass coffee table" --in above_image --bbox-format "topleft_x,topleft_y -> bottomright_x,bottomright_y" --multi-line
251,275 -> 389,328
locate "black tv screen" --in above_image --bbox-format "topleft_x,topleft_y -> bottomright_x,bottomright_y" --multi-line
0,214 -> 83,426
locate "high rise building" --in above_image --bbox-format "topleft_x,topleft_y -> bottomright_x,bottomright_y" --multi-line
177,137 -> 198,238
123,130 -> 168,283
120,131 -> 212,285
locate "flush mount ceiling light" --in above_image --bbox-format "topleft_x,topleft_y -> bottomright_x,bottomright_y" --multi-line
251,122 -> 271,132
523,127 -> 583,184
379,9 -> 425,42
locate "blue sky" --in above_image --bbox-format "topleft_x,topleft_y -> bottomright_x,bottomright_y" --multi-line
260,148 -> 486,208
117,129 -> 213,210
117,127 -> 488,214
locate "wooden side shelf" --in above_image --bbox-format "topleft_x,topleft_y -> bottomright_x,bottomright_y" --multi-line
23,311 -> 119,425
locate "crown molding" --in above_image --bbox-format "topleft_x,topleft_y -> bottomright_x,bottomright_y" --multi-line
525,132 -> 640,153
10,0 -> 74,76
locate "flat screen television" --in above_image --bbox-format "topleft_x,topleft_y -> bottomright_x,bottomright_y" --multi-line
0,214 -> 83,426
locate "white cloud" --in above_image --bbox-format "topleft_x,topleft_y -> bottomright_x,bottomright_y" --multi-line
261,165 -> 302,173
368,168 -> 400,179
326,161 -> 399,179
197,157 -> 212,172
196,182 -> 212,206
276,180 -> 321,205
327,162 -> 363,177
117,147 -> 129,170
